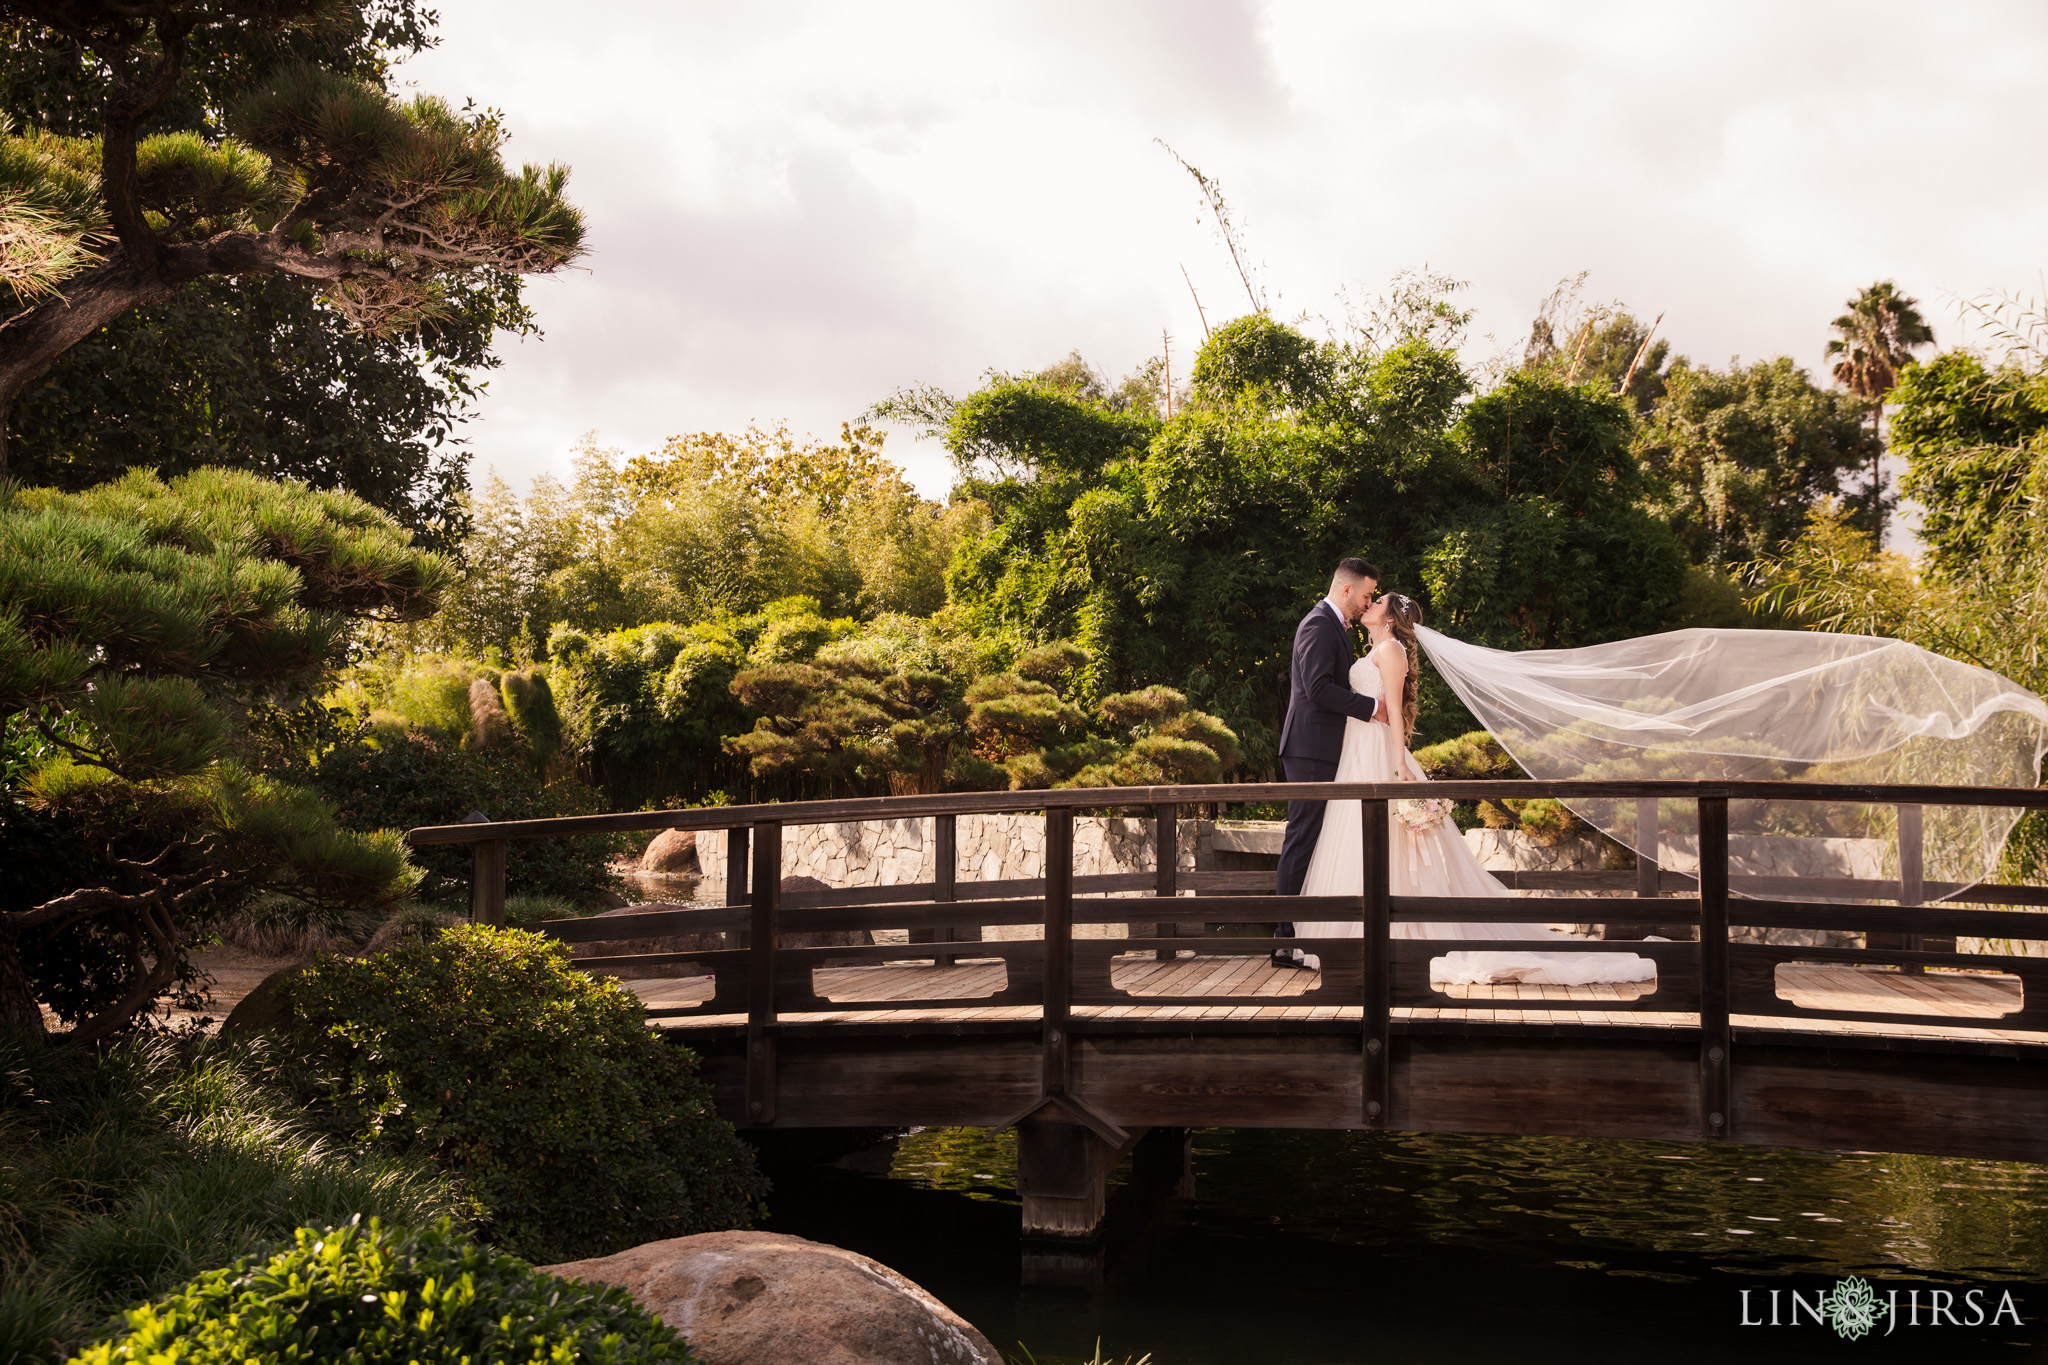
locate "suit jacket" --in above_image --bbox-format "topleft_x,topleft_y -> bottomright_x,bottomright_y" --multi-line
1278,600 -> 1378,762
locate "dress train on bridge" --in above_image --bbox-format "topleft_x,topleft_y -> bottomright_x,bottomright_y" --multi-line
1293,651 -> 1656,986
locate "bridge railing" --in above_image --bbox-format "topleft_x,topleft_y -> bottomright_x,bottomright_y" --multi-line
409,779 -> 2048,1135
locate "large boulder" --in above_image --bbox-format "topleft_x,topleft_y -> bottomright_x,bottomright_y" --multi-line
218,965 -> 300,1037
642,828 -> 699,873
540,1231 -> 998,1365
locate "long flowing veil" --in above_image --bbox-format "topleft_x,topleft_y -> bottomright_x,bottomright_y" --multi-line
1414,626 -> 2048,900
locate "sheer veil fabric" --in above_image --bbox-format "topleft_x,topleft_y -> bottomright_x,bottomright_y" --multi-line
1293,647 -> 1657,986
1414,626 -> 2048,900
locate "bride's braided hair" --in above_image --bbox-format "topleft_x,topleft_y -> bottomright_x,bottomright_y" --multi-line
1382,593 -> 1423,737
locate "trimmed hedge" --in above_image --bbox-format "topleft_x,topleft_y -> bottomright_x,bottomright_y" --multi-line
277,925 -> 767,1262
72,1217 -> 694,1364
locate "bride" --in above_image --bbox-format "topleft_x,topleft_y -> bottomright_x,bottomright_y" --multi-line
1291,593 -> 1656,986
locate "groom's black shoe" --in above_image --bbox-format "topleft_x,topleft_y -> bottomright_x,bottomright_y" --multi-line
1270,949 -> 1302,969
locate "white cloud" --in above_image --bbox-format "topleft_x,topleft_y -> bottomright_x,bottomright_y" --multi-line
397,0 -> 2048,512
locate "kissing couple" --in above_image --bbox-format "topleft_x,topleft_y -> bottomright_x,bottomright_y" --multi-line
1269,557 -> 1655,986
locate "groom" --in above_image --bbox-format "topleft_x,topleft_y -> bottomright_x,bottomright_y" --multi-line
1272,557 -> 1385,963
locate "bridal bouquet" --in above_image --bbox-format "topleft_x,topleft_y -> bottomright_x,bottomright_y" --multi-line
1394,796 -> 1454,832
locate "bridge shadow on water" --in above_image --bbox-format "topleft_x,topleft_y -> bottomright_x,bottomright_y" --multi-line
760,1126 -> 2048,1364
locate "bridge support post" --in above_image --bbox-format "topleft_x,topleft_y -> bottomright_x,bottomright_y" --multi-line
1043,806 -> 1074,1096
1698,795 -> 1730,1140
913,814 -> 972,965
468,838 -> 506,927
725,825 -> 749,909
1154,802 -> 1180,961
1873,803 -> 1943,970
1018,1120 -> 1121,1239
1361,797 -> 1391,1129
744,821 -> 780,1126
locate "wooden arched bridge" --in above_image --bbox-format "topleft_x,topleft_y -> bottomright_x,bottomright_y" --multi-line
412,780 -> 2048,1239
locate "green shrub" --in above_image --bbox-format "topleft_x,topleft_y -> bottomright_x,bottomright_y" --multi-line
307,726 -> 622,905
1412,730 -> 1526,781
0,1033 -> 469,1364
72,1217 -> 695,1364
277,925 -> 767,1262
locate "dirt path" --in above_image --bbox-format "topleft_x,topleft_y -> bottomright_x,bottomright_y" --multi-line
168,946 -> 306,1031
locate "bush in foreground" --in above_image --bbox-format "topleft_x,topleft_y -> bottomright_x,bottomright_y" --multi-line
0,1033 -> 470,1365
73,1217 -> 694,1365
278,925 -> 767,1262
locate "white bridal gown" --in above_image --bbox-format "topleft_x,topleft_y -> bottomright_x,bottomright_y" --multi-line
1293,645 -> 1657,986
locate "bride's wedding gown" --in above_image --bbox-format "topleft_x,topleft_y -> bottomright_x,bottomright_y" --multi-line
1294,646 -> 1656,986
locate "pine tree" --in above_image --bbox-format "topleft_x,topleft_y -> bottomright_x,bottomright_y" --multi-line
0,466 -> 452,1043
0,1 -> 585,474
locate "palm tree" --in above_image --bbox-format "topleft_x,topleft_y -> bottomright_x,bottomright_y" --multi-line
1827,281 -> 1935,541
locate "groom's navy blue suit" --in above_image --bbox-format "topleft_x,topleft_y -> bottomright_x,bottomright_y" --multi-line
1274,600 -> 1379,903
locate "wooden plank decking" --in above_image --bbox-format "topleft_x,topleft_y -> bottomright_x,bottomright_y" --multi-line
617,952 -> 2043,1045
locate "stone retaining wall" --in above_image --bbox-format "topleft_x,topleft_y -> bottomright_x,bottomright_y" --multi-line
694,815 -> 1211,942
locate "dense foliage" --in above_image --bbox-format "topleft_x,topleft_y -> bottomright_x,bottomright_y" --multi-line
0,5 -> 518,545
933,315 -> 1689,758
729,634 -> 1242,795
411,429 -> 978,661
1635,356 -> 1881,568
0,468 -> 449,1042
72,1217 -> 694,1365
0,1032 -> 469,1365
0,2 -> 583,483
10,274 -> 513,553
309,654 -> 617,903
544,598 -> 843,809
306,727 -> 619,904
1755,306 -> 2048,877
278,925 -> 768,1263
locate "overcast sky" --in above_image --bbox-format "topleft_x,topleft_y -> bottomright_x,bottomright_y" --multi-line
398,1 -> 2048,515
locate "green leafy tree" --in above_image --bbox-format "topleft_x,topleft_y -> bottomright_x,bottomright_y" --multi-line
544,602 -> 837,811
0,1 -> 584,474
415,429 -> 978,664
2,6 -> 522,546
1635,356 -> 1882,567
727,636 -> 1243,794
923,315 -> 1687,762
1889,349 -> 2048,579
1826,280 -> 1936,539
1431,370 -> 1688,645
729,656 -> 967,796
1757,309 -> 2048,881
0,466 -> 449,1043
10,272 -> 519,552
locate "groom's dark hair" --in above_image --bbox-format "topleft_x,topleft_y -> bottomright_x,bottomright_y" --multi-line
1334,557 -> 1379,584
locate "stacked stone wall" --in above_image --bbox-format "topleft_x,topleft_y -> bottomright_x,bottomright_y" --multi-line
693,814 -> 1209,942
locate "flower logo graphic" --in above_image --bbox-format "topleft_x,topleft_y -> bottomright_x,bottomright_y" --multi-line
1820,1276 -> 1882,1341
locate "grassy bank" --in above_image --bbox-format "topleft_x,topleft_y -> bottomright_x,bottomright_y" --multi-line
0,1033 -> 473,1364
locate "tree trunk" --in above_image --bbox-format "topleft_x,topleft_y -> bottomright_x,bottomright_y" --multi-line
0,925 -> 48,1044
1871,406 -> 1885,546
0,255 -> 179,481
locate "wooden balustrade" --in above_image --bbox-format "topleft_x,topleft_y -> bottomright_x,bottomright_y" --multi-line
417,778 -> 2048,1152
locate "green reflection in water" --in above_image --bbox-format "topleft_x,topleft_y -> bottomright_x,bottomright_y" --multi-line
887,1125 -> 2048,1282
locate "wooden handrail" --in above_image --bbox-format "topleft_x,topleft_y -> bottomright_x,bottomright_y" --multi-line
407,778 -> 2048,845
484,779 -> 2048,1149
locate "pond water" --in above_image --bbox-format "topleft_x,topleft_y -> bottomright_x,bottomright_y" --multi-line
762,1126 -> 2048,1363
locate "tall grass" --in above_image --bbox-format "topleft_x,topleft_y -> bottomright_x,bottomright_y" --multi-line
0,1032 -> 474,1364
